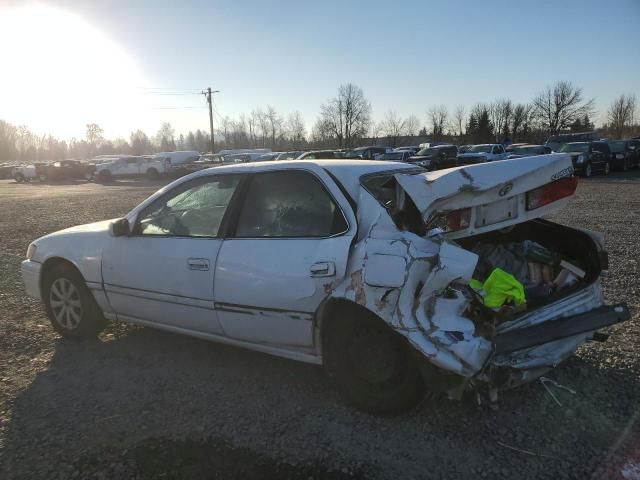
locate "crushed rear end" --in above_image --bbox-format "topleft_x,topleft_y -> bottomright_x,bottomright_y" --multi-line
333,154 -> 630,397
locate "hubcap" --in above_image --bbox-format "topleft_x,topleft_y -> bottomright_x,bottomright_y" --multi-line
49,278 -> 82,329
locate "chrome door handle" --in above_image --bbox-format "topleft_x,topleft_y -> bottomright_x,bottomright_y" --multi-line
310,262 -> 335,277
187,258 -> 210,271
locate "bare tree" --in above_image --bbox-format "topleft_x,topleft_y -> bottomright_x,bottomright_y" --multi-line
427,105 -> 448,140
156,122 -> 176,151
85,123 -> 103,156
489,99 -> 513,141
320,83 -> 371,148
404,115 -> 420,137
532,81 -> 595,135
310,117 -> 335,148
378,110 -> 406,146
509,103 -> 532,142
265,106 -> 282,149
286,111 -> 306,148
451,106 -> 466,138
608,94 -> 637,139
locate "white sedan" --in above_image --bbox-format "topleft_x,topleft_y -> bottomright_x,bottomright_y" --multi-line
22,158 -> 629,414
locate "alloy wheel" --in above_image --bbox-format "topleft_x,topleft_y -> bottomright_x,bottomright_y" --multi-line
49,278 -> 82,330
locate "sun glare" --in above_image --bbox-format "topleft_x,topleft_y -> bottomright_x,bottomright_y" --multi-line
0,4 -> 152,139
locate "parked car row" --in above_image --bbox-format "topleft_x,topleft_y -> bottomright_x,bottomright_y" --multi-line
9,136 -> 639,184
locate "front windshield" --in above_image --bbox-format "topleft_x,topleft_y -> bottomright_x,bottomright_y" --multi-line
379,152 -> 404,160
559,143 -> 589,153
512,146 -> 543,155
416,148 -> 437,156
468,145 -> 493,153
608,141 -> 626,153
277,151 -> 301,160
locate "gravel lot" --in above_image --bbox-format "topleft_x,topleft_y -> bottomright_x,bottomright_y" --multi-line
0,173 -> 639,479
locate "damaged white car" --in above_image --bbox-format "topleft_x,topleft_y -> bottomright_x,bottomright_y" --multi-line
21,157 -> 629,414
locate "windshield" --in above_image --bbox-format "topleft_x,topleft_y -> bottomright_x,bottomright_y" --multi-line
512,146 -> 543,155
608,141 -> 626,153
559,143 -> 589,153
468,145 -> 492,153
277,151 -> 302,160
416,148 -> 437,156
378,152 -> 404,161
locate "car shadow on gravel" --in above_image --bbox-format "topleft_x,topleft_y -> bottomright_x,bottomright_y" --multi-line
2,322 -> 640,479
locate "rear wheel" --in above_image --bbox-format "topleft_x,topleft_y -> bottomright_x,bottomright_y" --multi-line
39,174 -> 48,182
323,311 -> 425,415
604,161 -> 610,175
14,173 -> 25,183
583,162 -> 592,178
146,167 -> 159,180
97,170 -> 112,183
43,263 -> 107,339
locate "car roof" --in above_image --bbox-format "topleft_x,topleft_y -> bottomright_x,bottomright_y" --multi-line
191,159 -> 417,199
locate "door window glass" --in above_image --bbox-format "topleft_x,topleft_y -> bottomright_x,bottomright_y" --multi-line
235,171 -> 347,238
136,175 -> 240,237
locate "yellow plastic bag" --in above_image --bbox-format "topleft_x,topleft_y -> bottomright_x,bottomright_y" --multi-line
470,268 -> 526,308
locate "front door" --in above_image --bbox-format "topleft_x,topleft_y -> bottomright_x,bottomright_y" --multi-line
102,173 -> 242,334
214,169 -> 355,349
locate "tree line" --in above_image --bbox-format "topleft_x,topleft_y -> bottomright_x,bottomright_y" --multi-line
0,80 -> 638,162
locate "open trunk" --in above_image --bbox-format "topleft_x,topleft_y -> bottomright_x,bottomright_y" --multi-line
385,155 -> 630,385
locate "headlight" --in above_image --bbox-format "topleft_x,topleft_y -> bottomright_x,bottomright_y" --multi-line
576,154 -> 585,164
26,243 -> 37,260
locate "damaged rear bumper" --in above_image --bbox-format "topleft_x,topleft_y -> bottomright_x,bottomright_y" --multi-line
494,304 -> 630,356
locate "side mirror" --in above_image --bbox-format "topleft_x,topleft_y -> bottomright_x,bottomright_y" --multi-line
110,218 -> 130,237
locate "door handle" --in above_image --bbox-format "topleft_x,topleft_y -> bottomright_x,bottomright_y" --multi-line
310,261 -> 335,277
187,258 -> 210,271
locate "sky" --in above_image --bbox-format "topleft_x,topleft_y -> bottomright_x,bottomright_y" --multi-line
0,0 -> 638,141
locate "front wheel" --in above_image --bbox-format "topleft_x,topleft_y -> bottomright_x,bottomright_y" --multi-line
583,162 -> 592,178
604,161 -> 610,175
146,167 -> 159,180
14,173 -> 25,183
323,312 -> 425,415
43,263 -> 107,339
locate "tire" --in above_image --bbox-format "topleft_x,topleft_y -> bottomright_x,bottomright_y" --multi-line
604,161 -> 610,175
323,311 -> 425,415
42,263 -> 107,339
583,162 -> 592,178
146,167 -> 159,180
39,174 -> 48,182
97,170 -> 112,183
84,171 -> 93,181
14,173 -> 25,183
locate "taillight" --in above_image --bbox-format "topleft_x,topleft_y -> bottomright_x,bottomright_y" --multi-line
526,176 -> 578,211
426,208 -> 471,233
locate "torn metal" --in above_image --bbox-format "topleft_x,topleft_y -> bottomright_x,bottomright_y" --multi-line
328,155 -> 629,393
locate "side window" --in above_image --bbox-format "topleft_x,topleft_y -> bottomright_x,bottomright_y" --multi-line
235,171 -> 347,238
135,175 -> 241,237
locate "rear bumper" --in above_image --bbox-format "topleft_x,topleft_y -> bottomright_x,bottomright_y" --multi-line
21,260 -> 42,300
494,304 -> 630,355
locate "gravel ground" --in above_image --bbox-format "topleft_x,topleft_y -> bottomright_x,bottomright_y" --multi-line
0,173 -> 639,479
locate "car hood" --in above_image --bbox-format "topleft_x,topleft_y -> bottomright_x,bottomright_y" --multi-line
393,153 -> 575,238
40,219 -> 115,239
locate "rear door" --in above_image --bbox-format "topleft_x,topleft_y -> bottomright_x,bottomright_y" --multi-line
213,168 -> 355,349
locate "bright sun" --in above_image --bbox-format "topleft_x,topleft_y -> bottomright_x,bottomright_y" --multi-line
0,4 -> 152,139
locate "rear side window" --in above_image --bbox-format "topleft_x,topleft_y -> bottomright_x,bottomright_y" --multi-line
235,171 -> 348,238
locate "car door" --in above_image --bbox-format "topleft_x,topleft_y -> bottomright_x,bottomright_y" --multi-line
214,168 -> 355,349
101,173 -> 243,334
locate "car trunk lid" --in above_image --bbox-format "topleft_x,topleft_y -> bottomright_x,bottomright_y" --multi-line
394,153 -> 576,239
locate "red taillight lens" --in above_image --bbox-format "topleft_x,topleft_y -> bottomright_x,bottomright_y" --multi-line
445,207 -> 471,232
526,176 -> 578,211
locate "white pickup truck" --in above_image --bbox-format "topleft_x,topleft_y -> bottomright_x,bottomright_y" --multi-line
94,156 -> 168,181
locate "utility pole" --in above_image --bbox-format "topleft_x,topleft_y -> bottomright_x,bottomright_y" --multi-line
202,87 -> 219,154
